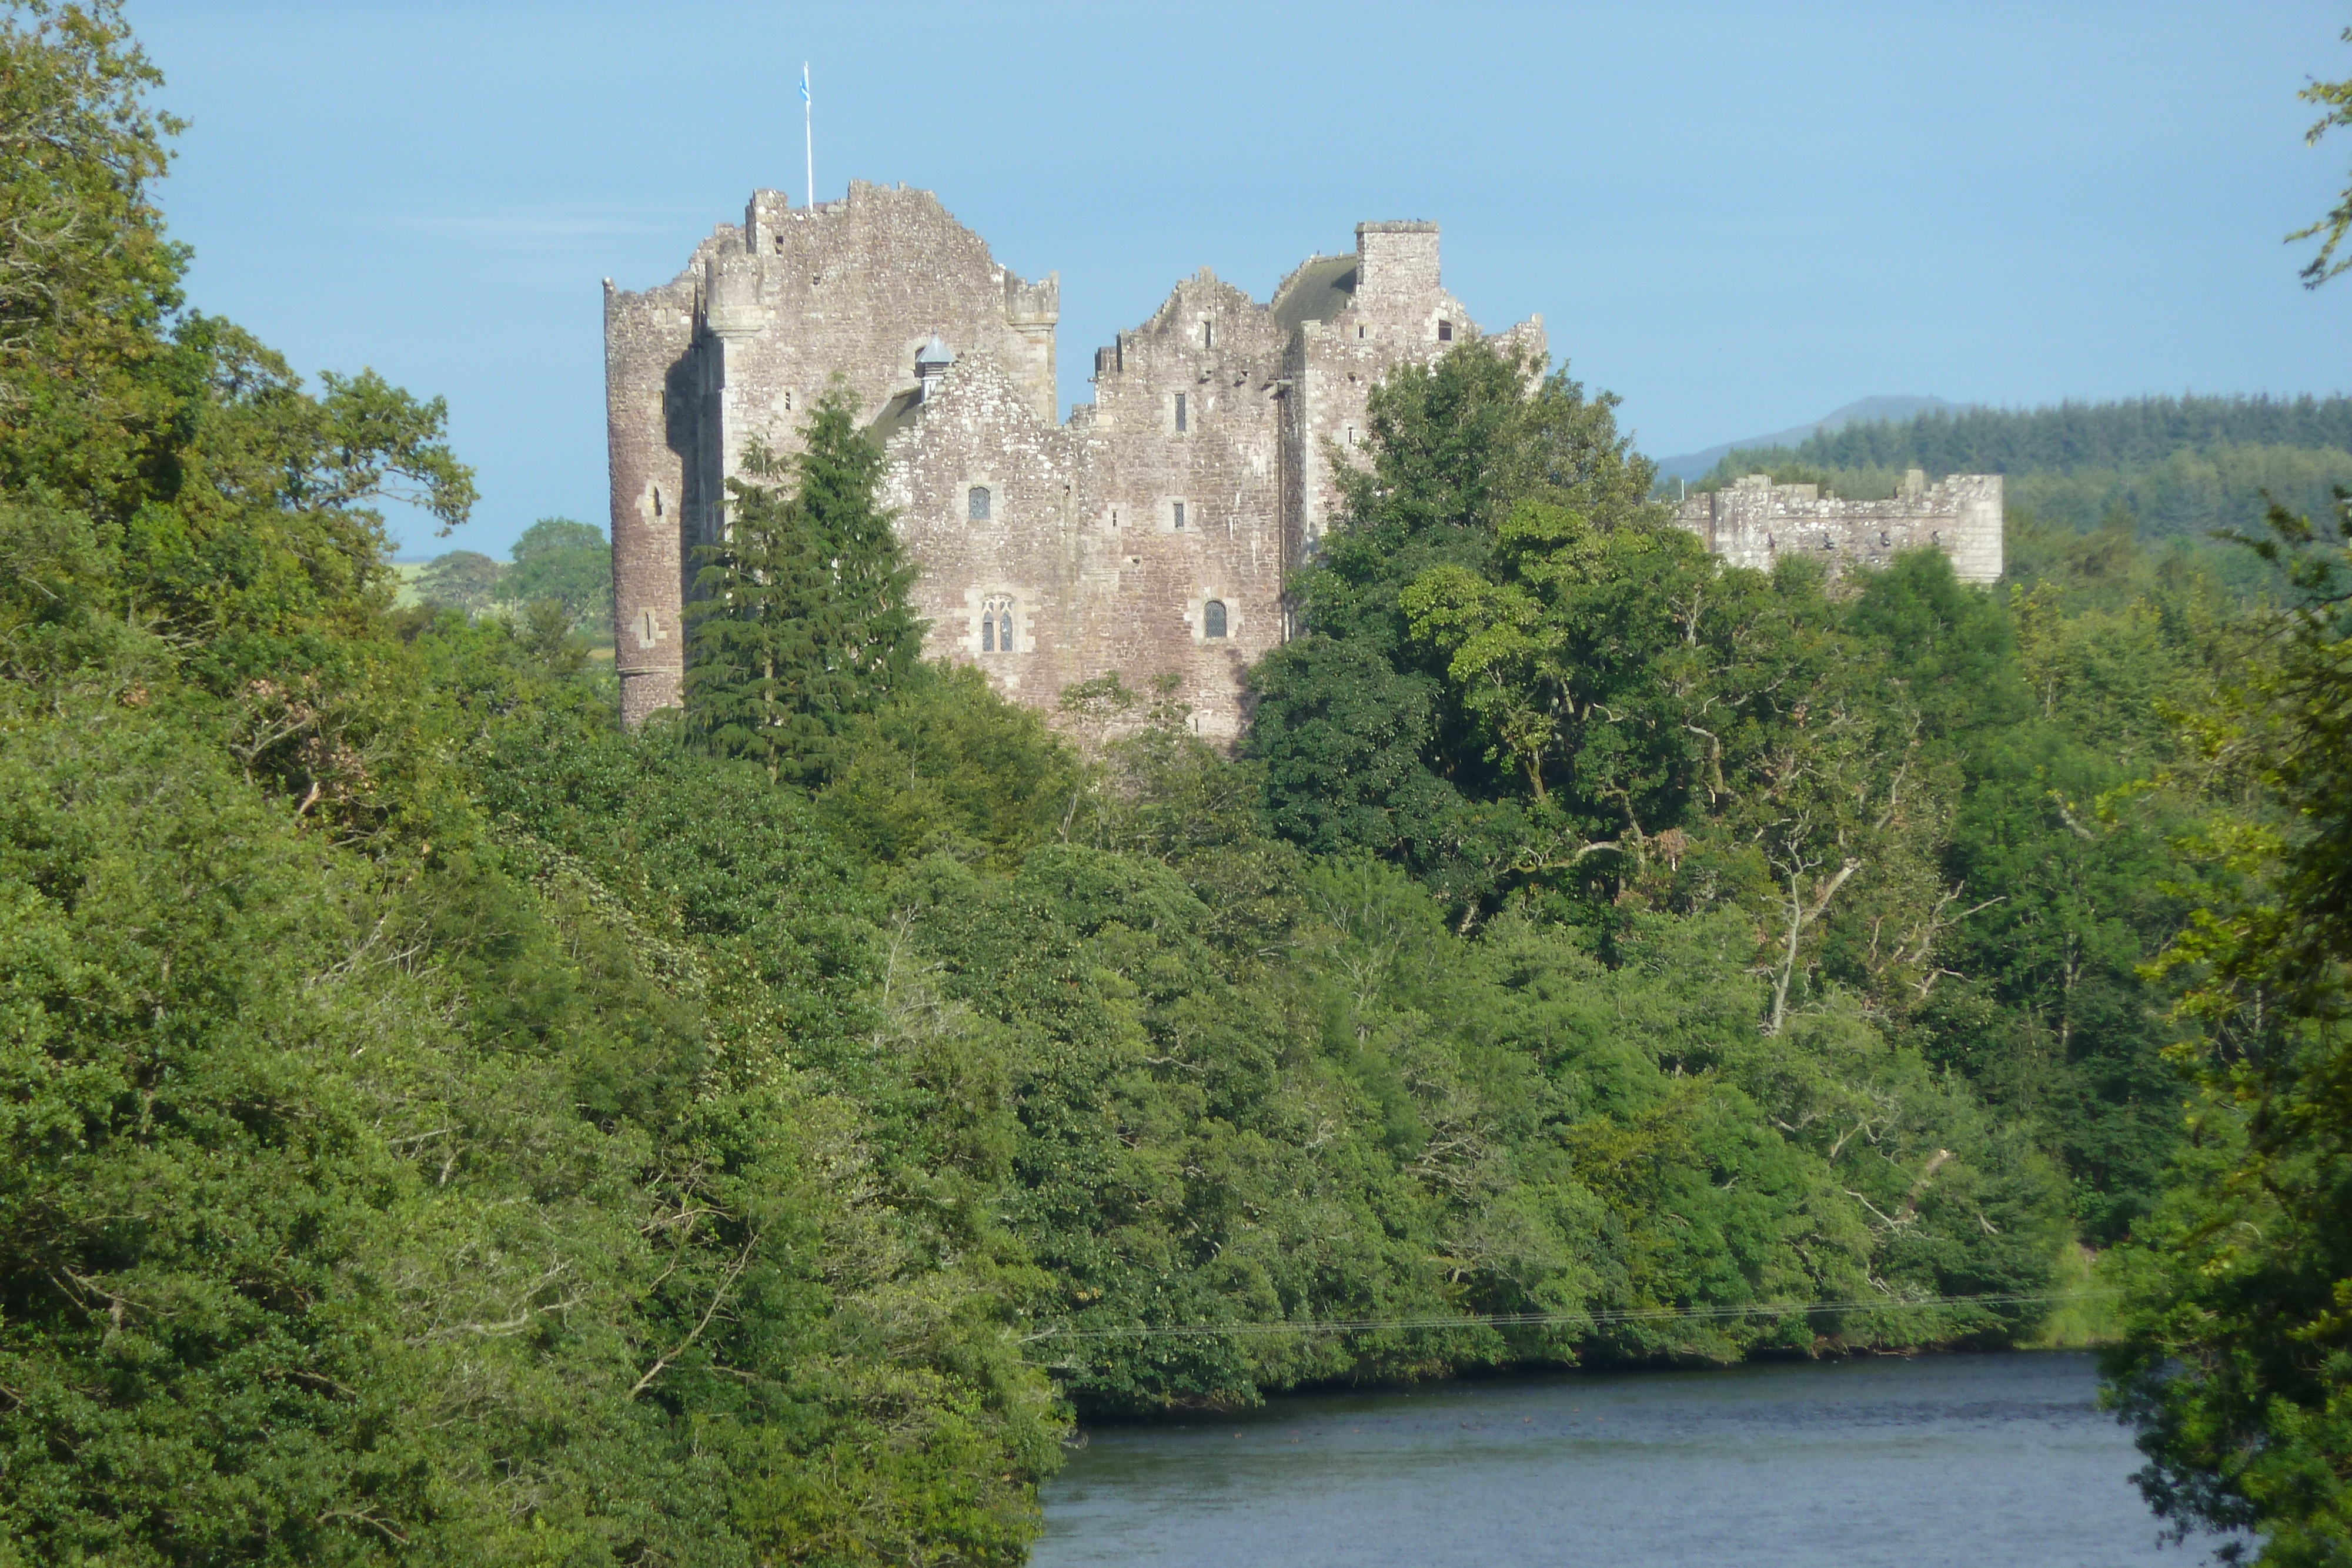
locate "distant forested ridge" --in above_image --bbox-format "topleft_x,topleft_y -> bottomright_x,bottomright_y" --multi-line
1700,393 -> 2352,543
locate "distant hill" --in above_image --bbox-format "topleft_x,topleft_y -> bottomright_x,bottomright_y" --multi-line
1691,393 -> 2352,542
1651,396 -> 1963,482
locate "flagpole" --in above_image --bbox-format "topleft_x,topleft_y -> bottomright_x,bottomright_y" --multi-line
801,62 -> 813,208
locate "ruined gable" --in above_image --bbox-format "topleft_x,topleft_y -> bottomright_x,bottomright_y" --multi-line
1677,470 -> 2004,584
605,188 -> 2002,737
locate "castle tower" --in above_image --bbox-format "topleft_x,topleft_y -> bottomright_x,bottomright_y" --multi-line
605,278 -> 696,729
603,182 -> 1060,722
605,188 -> 1990,743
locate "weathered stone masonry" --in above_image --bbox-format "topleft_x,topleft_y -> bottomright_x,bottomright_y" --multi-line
1674,470 -> 2003,584
607,183 -> 2000,733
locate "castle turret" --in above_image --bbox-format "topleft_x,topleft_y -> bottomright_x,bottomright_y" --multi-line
604,275 -> 696,727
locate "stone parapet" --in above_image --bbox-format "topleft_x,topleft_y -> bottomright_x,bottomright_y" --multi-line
1676,470 -> 2004,584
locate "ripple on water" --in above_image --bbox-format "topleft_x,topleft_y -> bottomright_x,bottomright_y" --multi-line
1034,1351 -> 2240,1568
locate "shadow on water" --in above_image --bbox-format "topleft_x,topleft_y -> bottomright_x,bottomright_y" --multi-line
1034,1351 -> 2241,1568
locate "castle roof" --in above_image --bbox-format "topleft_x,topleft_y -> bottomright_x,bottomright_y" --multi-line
1270,255 -> 1359,333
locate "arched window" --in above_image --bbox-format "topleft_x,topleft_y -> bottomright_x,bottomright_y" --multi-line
999,609 -> 1014,651
982,596 -> 1013,654
981,615 -> 995,653
968,486 -> 991,521
1204,599 -> 1228,640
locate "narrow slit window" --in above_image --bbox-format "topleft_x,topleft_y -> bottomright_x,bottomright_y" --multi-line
1202,320 -> 1214,349
1357,324 -> 1365,339
1438,320 -> 1454,342
1174,393 -> 1188,433
968,485 -> 991,521
1172,501 -> 1186,530
1204,600 -> 1227,640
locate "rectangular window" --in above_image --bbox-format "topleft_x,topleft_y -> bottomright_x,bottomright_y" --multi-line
1172,502 -> 1186,530
1438,320 -> 1454,342
1174,393 -> 1187,433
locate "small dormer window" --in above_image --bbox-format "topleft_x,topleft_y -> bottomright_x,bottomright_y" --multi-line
968,486 -> 991,521
1204,600 -> 1228,639
1174,393 -> 1188,433
1438,320 -> 1454,342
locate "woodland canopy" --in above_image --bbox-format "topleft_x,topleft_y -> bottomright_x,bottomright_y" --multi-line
1,5 -> 2347,1565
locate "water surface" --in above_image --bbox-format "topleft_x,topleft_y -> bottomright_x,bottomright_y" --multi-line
1036,1351 -> 2227,1568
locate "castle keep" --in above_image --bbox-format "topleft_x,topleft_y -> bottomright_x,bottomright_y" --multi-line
606,183 -> 2000,733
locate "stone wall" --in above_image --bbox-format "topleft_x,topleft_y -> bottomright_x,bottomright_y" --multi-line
606,186 -> 1997,742
604,182 -> 1060,721
1673,470 -> 2004,584
606,189 -> 1549,738
887,267 -> 1295,739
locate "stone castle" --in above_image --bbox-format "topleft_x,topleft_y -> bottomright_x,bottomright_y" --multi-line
605,182 -> 2001,733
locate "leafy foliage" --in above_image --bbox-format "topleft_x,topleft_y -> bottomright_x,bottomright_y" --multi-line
415,547 -> 501,614
2101,494 -> 2352,1565
687,384 -> 922,780
2292,27 -> 2352,289
3,5 -> 2320,1563
1256,338 -> 2216,1255
506,515 -> 611,635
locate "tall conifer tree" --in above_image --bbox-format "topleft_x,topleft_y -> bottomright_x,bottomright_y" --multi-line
686,381 -> 922,778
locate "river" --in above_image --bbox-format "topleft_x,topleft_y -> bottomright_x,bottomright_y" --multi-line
1034,1350 -> 2234,1567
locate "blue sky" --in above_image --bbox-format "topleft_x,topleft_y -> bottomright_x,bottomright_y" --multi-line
131,1 -> 2352,559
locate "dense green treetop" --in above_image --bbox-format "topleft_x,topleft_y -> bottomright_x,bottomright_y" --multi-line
687,383 -> 923,781
2085,43 -> 2352,1564
505,515 -> 612,635
2,5 -> 2329,1564
1706,395 -> 2352,482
